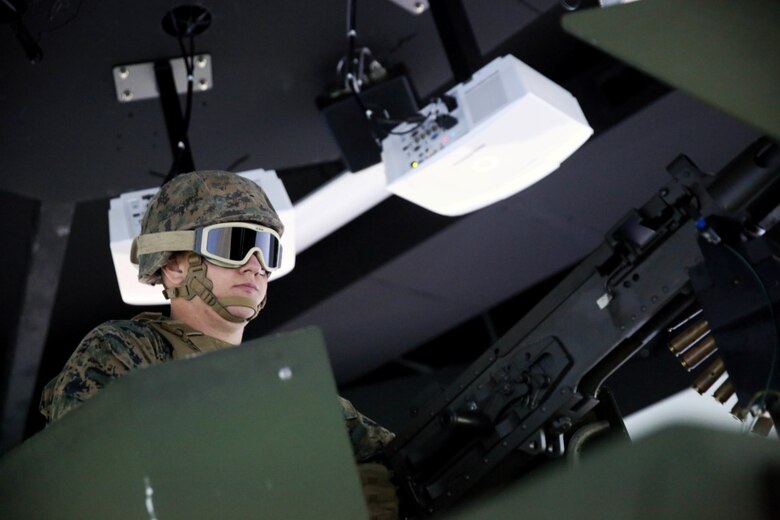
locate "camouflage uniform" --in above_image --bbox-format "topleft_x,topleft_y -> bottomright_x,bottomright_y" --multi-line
41,171 -> 399,518
39,312 -> 395,463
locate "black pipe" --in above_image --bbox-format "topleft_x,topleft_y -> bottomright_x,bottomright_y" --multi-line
154,59 -> 195,182
428,0 -> 482,84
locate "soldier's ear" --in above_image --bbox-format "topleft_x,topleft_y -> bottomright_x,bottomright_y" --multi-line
160,254 -> 187,287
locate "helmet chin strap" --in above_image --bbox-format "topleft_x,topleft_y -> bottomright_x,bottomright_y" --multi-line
162,253 -> 265,323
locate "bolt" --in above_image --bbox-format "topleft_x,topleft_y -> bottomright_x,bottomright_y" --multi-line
121,89 -> 133,101
414,1 -> 426,13
198,78 -> 209,90
118,67 -> 129,79
278,366 -> 292,380
196,55 -> 208,68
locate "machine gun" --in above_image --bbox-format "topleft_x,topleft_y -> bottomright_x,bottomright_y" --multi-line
383,136 -> 780,518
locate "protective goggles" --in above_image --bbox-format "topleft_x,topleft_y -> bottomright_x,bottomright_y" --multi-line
194,222 -> 283,271
132,222 -> 283,272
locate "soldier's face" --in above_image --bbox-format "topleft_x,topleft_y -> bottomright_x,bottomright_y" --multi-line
205,253 -> 269,320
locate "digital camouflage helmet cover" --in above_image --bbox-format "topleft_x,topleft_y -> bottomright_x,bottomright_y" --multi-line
130,170 -> 284,322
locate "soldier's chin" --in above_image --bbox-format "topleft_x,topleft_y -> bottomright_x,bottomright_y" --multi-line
227,305 -> 257,320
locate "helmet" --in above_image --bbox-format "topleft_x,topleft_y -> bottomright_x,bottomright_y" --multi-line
135,170 -> 283,285
130,170 -> 284,323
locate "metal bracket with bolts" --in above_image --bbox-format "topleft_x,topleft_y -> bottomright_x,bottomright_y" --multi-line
112,54 -> 213,103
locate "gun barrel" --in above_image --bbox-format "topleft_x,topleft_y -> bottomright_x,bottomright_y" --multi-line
706,137 -> 780,216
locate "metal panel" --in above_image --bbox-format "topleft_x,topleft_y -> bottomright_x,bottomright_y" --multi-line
112,55 -> 213,103
561,0 -> 780,141
0,327 -> 368,520
452,425 -> 780,519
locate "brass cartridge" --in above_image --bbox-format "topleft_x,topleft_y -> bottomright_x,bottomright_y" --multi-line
731,403 -> 748,421
669,318 -> 710,355
751,415 -> 775,437
713,379 -> 735,403
692,357 -> 726,394
680,334 -> 717,371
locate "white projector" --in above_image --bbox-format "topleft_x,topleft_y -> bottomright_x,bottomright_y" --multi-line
381,54 -> 593,216
108,169 -> 296,306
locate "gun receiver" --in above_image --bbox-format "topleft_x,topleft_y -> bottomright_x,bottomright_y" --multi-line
384,137 -> 780,517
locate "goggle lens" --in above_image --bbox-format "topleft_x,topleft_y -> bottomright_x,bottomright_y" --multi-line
199,224 -> 282,270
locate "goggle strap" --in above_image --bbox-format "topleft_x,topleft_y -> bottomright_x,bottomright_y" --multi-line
133,230 -> 196,258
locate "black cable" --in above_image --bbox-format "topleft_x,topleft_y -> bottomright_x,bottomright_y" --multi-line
1,0 -> 17,14
225,154 -> 251,172
385,114 -> 432,135
347,0 -> 357,66
342,0 -> 444,144
363,101 -> 430,133
47,0 -> 81,32
344,0 -> 387,145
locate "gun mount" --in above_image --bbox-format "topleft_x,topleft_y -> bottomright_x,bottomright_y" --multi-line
384,136 -> 780,518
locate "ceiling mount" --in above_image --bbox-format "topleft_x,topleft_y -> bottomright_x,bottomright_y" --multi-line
161,4 -> 212,38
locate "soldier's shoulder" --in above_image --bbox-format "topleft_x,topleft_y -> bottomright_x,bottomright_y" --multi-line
88,317 -> 158,338
80,316 -> 167,351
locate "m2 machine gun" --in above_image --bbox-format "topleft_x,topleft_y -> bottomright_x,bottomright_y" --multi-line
384,136 -> 780,517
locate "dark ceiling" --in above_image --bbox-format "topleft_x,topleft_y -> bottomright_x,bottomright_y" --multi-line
0,0 -> 767,455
